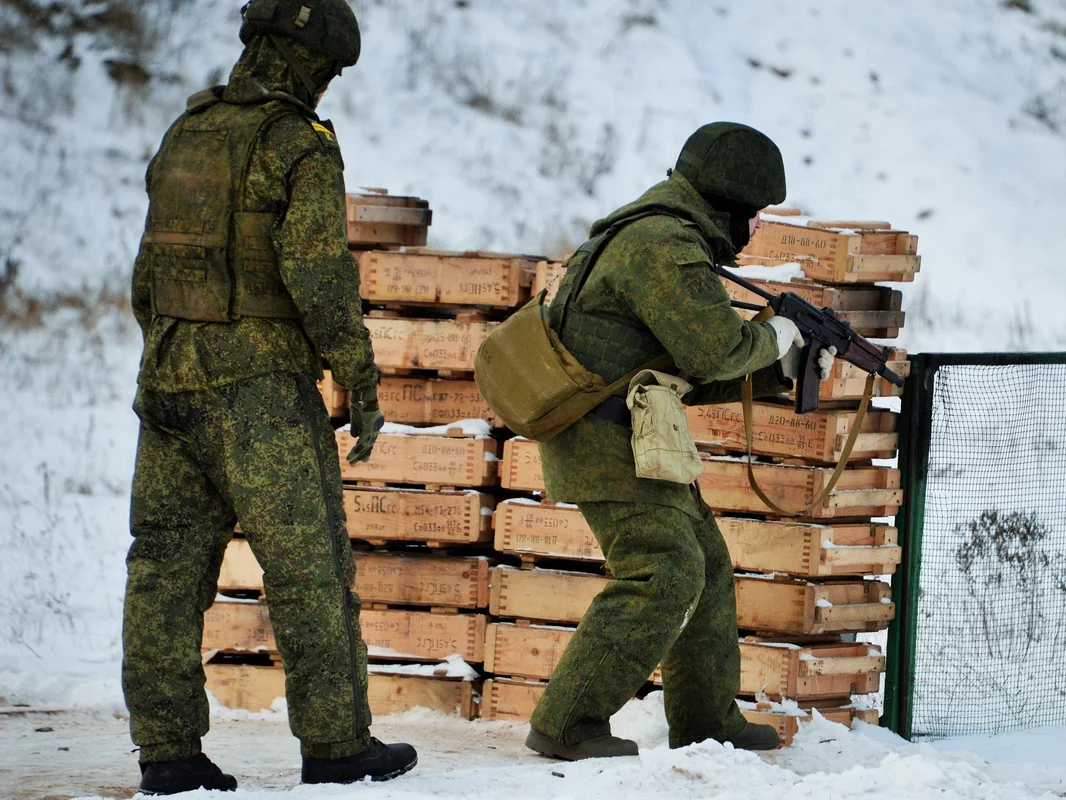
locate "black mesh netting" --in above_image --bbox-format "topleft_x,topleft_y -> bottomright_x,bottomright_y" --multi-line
911,362 -> 1066,738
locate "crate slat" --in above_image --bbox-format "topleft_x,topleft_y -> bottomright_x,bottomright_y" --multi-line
377,376 -> 496,426
205,664 -> 476,718
358,249 -> 539,308
687,402 -> 898,463
346,193 -> 431,248
489,566 -> 608,624
355,552 -> 490,609
493,500 -> 602,563
365,317 -> 496,372
338,431 -> 498,487
342,487 -> 494,545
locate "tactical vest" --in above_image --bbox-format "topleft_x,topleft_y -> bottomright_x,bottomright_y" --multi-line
139,89 -> 303,322
549,209 -> 694,383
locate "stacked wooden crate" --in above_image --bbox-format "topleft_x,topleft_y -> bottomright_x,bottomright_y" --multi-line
206,197 -> 915,746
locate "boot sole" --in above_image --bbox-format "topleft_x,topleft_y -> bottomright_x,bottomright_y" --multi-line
371,754 -> 418,782
525,729 -> 637,761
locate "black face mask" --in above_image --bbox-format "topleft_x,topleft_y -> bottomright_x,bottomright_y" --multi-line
702,192 -> 759,253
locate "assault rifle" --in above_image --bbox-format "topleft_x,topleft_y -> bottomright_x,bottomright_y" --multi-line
711,263 -> 905,414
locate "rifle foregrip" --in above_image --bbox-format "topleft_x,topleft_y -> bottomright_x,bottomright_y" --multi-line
794,343 -> 822,414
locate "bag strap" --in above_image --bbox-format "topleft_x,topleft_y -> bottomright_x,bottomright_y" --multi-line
740,372 -> 877,516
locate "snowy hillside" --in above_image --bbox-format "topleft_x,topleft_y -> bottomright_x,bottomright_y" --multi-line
2,2 -> 1066,797
3,0 -> 1066,350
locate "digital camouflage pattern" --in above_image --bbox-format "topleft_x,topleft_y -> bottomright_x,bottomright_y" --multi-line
533,161 -> 792,748
539,170 -> 789,517
124,373 -> 370,762
125,33 -> 376,765
530,497 -> 747,747
674,122 -> 787,210
131,36 -> 377,400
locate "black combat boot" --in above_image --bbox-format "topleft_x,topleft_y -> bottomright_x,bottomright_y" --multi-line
139,753 -> 237,795
723,722 -> 781,751
302,738 -> 417,784
525,727 -> 639,760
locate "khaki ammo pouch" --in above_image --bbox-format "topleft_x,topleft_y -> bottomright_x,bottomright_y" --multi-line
473,289 -> 670,441
626,370 -> 704,484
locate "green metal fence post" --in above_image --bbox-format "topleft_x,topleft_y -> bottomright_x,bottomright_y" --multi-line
883,354 -> 936,738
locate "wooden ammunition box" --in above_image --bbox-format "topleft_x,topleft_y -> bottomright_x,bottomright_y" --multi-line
361,608 -> 487,663
742,218 -> 920,284
804,349 -> 909,405
203,599 -> 488,662
499,438 -> 544,491
489,566 -> 608,624
531,260 -> 566,304
725,277 -> 905,338
365,317 -> 496,373
338,431 -> 498,488
377,376 -> 496,426
493,500 -> 601,563
720,517 -> 900,577
357,249 -> 539,308
205,664 -> 477,719
686,402 -> 898,463
697,458 -> 903,519
317,370 -> 348,418
217,538 -> 264,593
342,487 -> 494,546
346,193 -> 431,248
735,575 -> 894,635
481,676 -> 878,736
354,552 -> 491,610
485,623 -> 884,699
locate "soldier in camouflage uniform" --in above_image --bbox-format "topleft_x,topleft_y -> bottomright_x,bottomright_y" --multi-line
526,123 -> 828,760
123,1 -> 416,793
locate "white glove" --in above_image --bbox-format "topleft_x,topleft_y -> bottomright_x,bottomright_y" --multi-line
781,344 -> 838,380
767,316 -> 804,359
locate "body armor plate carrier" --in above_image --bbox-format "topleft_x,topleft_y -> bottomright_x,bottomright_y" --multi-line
140,89 -> 302,322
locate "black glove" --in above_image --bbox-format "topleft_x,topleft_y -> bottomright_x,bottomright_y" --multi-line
346,385 -> 385,465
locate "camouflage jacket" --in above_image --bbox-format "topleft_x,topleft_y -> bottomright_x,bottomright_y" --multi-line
131,38 -> 375,398
539,172 -> 791,517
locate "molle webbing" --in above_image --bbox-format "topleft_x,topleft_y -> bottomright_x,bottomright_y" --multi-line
143,95 -> 302,322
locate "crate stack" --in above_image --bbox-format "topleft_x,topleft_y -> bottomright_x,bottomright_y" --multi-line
204,197 -> 918,745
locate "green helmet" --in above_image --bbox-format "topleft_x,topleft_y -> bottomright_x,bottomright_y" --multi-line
674,122 -> 786,209
240,0 -> 361,68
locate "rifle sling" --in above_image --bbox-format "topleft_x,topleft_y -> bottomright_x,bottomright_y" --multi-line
741,371 -> 877,516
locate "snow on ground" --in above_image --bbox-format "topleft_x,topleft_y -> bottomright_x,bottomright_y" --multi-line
3,698 -> 1066,800
3,0 -> 1066,797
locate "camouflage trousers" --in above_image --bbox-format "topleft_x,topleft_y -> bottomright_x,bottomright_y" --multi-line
529,495 -> 747,748
122,371 -> 371,764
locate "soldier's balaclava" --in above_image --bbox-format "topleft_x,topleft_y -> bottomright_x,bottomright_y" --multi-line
674,122 -> 786,252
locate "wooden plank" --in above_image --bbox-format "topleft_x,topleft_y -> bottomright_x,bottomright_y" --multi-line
361,608 -> 487,662
489,567 -> 609,624
346,193 -> 431,248
343,487 -> 494,545
743,218 -> 921,284
365,317 -> 497,372
338,431 -> 498,487
203,600 -> 488,662
697,458 -> 902,519
493,500 -> 603,563
719,517 -> 900,577
741,704 -> 879,746
317,370 -> 348,419
686,402 -> 898,463
377,376 -> 496,426
205,664 -> 476,718
358,249 -> 539,308
354,552 -> 490,609
531,260 -> 566,304
500,438 -> 544,491
485,623 -> 577,680
218,539 -> 264,592
481,678 -> 546,721
735,576 -> 894,635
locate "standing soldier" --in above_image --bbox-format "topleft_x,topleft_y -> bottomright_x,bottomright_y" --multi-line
123,1 -> 416,793
525,123 -> 832,759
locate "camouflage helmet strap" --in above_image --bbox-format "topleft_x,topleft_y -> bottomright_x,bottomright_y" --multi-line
268,33 -> 319,99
